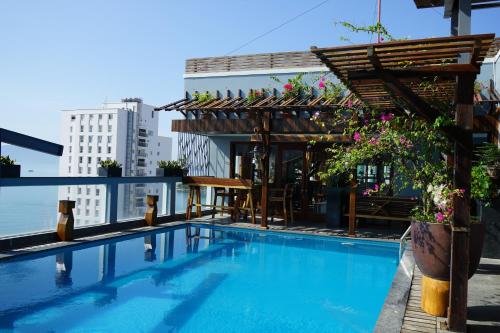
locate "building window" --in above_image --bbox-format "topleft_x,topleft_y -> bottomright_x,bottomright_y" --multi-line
71,115 -> 76,120
87,167 -> 91,174
79,146 -> 83,153
67,187 -> 70,194
68,166 -> 71,173
95,210 -> 100,217
77,198 -> 81,205
98,114 -> 102,120
89,125 -> 93,132
69,146 -> 72,153
88,157 -> 92,164
107,146 -> 112,154
89,114 -> 93,120
79,156 -> 83,164
80,125 -> 84,132
107,136 -> 112,143
88,146 -> 92,153
98,125 -> 102,132
95,199 -> 100,207
85,209 -> 89,216
86,199 -> 90,205
88,135 -> 93,143
97,157 -> 101,163
69,136 -> 72,143
86,187 -> 90,195
109,114 -> 113,120
70,126 -> 73,132
108,125 -> 112,132
152,111 -> 154,118
68,156 -> 72,163
98,146 -> 102,154
98,136 -> 102,143
79,135 -> 84,143
77,208 -> 81,215
96,188 -> 100,196
78,167 -> 82,174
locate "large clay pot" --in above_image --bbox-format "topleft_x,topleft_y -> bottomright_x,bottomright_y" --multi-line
411,221 -> 485,281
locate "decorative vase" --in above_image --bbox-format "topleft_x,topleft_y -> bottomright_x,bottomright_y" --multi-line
0,164 -> 21,178
411,220 -> 485,281
98,167 -> 122,177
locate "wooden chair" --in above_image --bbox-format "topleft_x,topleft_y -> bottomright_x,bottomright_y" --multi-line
269,183 -> 294,226
211,187 -> 234,218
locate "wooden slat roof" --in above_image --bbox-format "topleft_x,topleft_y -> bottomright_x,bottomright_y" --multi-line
311,34 -> 496,111
155,92 -> 362,112
413,0 -> 496,8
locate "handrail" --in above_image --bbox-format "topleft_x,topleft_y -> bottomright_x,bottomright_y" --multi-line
399,225 -> 412,259
0,176 -> 181,224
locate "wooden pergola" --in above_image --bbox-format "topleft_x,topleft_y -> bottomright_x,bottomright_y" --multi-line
311,33 -> 496,332
156,92 -> 358,228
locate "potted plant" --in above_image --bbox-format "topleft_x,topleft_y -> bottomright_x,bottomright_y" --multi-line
476,143 -> 500,180
157,160 -> 186,177
0,155 -> 21,178
98,160 -> 122,177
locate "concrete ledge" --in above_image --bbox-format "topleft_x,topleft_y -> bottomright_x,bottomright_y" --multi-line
0,212 -> 209,251
374,246 -> 415,333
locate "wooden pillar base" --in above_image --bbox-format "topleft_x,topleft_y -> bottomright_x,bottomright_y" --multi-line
421,275 -> 450,317
57,200 -> 75,241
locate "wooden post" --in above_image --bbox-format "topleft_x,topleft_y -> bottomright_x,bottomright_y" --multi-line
348,180 -> 357,237
57,200 -> 75,241
448,72 -> 475,332
144,195 -> 159,226
259,111 -> 271,229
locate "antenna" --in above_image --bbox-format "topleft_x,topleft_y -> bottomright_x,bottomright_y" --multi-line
377,0 -> 382,43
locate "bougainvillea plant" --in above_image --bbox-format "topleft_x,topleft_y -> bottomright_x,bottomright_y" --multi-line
317,106 -> 478,224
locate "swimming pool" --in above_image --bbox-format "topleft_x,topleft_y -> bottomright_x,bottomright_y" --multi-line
0,224 -> 399,332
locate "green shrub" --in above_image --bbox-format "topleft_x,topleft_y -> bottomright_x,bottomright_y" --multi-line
99,159 -> 121,168
0,155 -> 16,166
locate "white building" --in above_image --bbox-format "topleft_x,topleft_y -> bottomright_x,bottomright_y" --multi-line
58,98 -> 172,226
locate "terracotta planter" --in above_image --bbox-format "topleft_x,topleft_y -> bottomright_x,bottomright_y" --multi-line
0,164 -> 20,178
411,221 -> 485,281
98,167 -> 122,177
156,168 -> 183,177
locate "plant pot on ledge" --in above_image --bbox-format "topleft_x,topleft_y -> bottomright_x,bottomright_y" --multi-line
410,220 -> 485,316
98,167 -> 122,177
156,168 -> 183,177
0,164 -> 21,178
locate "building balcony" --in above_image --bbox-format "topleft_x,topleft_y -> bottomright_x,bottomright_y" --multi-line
138,141 -> 147,147
138,129 -> 147,137
137,161 -> 146,167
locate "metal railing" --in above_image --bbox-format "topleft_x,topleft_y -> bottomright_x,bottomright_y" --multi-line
0,176 -> 181,224
399,225 -> 412,259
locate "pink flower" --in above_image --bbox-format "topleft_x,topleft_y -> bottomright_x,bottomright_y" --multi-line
459,189 -> 465,194
368,137 -> 379,145
318,81 -> 326,89
320,76 -> 326,82
353,132 -> 361,142
347,100 -> 353,108
284,83 -> 293,91
446,207 -> 453,215
363,190 -> 370,196
381,113 -> 394,122
435,212 -> 445,223
373,184 -> 380,191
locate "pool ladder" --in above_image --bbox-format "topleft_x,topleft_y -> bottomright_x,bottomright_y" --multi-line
399,225 -> 411,260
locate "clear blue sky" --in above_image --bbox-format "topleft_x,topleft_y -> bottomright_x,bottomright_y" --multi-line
0,0 -> 499,147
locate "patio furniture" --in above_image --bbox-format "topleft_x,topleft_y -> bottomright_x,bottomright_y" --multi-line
345,195 -> 418,222
183,176 -> 256,224
269,183 -> 294,226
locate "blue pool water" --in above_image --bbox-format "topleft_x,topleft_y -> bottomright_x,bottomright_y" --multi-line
0,225 -> 399,332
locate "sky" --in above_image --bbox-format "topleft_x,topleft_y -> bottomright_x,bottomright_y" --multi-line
0,0 -> 499,157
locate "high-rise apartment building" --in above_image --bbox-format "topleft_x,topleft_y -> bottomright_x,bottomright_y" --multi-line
58,98 -> 172,226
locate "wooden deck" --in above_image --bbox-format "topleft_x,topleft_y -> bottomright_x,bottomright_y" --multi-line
401,267 -> 439,333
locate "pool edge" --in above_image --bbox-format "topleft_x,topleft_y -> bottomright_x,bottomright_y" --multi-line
374,245 -> 415,333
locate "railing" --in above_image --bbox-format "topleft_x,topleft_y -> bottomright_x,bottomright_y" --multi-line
138,141 -> 147,147
399,225 -> 412,259
0,176 -> 180,224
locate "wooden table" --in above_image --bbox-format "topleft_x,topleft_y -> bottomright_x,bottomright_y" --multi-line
183,176 -> 256,224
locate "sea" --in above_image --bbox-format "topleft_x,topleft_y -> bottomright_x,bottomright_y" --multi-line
0,145 -> 196,238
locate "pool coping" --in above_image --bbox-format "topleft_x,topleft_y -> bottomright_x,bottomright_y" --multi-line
374,244 -> 415,333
